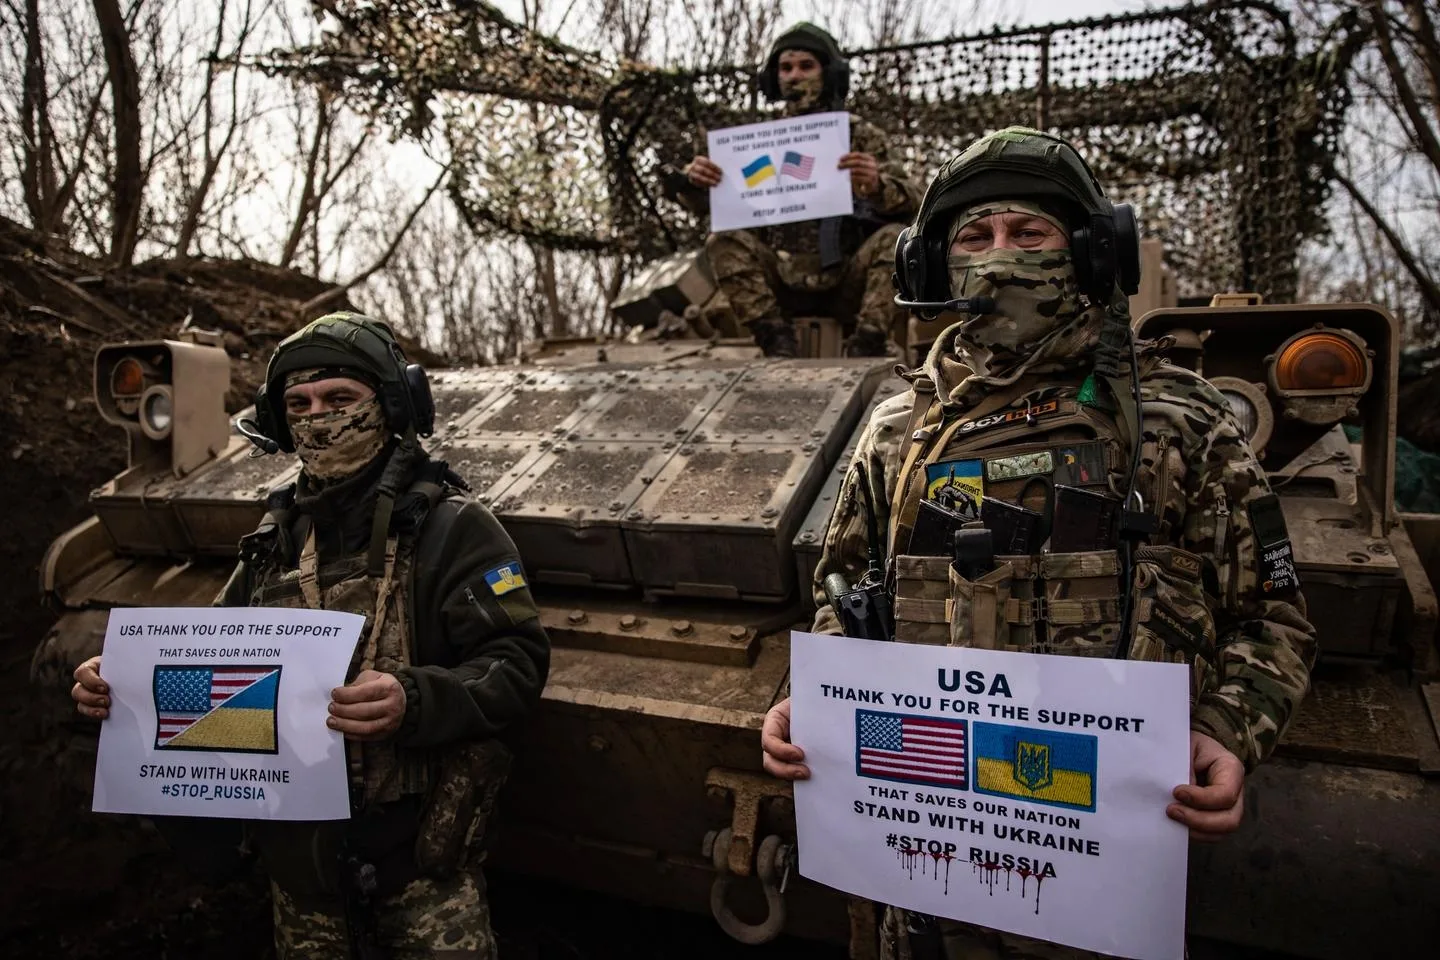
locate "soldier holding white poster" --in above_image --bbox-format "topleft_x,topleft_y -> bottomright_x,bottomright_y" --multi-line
71,313 -> 552,960
762,127 -> 1317,960
677,22 -> 922,358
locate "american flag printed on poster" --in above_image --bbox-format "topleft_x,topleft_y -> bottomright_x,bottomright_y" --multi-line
781,151 -> 815,180
855,709 -> 969,789
154,666 -> 278,746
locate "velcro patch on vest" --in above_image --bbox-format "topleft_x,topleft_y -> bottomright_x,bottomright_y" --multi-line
1248,493 -> 1299,598
924,459 -> 984,514
484,561 -> 528,596
955,399 -> 1063,435
985,451 -> 1054,482
1054,441 -> 1108,486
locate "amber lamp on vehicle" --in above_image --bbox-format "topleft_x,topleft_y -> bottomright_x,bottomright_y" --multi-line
108,355 -> 150,416
1266,325 -> 1373,427
1273,331 -> 1369,391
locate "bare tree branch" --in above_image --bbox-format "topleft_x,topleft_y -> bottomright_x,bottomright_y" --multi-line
1334,166 -> 1440,316
299,163 -> 451,317
1367,0 -> 1440,173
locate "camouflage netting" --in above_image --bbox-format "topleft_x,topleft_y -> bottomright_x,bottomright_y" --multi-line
256,0 -> 1362,302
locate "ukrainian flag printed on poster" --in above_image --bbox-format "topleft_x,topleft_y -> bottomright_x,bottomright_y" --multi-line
742,154 -> 776,187
973,722 -> 1097,812
484,561 -> 527,596
925,459 -> 984,513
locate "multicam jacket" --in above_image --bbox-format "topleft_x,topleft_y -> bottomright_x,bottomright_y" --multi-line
810,333 -> 1318,772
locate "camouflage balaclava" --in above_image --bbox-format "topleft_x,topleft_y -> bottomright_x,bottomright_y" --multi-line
944,199 -> 1098,385
762,23 -> 847,115
284,367 -> 389,481
782,72 -> 825,112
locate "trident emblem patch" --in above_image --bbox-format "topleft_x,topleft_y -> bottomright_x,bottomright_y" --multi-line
1014,741 -> 1053,792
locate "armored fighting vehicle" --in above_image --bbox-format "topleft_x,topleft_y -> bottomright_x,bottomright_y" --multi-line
31,283 -> 1440,958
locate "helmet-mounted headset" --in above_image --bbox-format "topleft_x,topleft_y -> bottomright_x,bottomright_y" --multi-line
239,312 -> 435,455
892,127 -> 1141,314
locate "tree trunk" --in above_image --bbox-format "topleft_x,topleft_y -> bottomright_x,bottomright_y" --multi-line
92,0 -> 143,267
531,242 -> 567,338
20,0 -> 59,237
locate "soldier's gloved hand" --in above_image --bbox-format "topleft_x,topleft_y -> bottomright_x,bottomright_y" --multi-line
329,669 -> 406,741
1167,731 -> 1245,840
686,156 -> 723,187
838,152 -> 880,197
761,697 -> 811,781
72,655 -> 110,720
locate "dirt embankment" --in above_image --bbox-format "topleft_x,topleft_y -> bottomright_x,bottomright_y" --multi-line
0,216 -> 359,955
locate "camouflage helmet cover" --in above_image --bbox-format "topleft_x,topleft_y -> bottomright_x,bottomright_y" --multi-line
915,126 -> 1114,243
758,22 -> 849,108
264,311 -> 409,396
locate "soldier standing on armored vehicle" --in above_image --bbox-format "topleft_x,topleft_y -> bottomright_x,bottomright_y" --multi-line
761,128 -> 1318,958
682,23 -> 922,358
71,313 -> 551,959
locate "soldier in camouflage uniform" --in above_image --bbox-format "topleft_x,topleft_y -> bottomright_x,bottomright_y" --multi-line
682,23 -> 922,358
760,129 -> 1316,958
73,313 -> 551,959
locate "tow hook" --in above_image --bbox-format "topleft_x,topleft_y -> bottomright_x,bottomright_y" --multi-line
702,767 -> 795,945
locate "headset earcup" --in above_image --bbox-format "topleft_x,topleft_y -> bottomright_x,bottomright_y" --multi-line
406,364 -> 435,437
253,383 -> 293,453
893,226 -> 914,300
897,226 -> 928,303
758,59 -> 779,101
829,60 -> 850,104
1113,203 -> 1141,296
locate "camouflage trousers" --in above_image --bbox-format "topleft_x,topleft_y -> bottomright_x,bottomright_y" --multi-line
272,869 -> 496,959
703,223 -> 905,350
880,909 -> 1110,960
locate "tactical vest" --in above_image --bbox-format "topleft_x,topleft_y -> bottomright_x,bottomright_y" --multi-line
251,525 -> 425,807
242,472 -> 513,894
886,371 -> 1217,697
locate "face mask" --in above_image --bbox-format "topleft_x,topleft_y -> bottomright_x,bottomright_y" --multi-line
779,73 -> 824,111
942,248 -> 1103,384
289,395 -> 390,481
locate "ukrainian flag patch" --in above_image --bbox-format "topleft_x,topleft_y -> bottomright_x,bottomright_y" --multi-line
484,561 -> 527,596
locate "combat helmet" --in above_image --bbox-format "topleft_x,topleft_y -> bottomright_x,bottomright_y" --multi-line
758,22 -> 850,110
893,127 -> 1141,307
247,311 -> 435,454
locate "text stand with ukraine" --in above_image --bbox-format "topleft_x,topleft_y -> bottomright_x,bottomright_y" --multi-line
790,631 -> 1192,960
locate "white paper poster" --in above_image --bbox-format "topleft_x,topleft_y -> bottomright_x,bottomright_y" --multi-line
93,606 -> 364,821
707,111 -> 853,232
790,631 -> 1191,960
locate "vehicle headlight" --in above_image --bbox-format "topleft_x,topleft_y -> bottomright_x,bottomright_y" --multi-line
1210,376 -> 1273,452
139,385 -> 174,440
